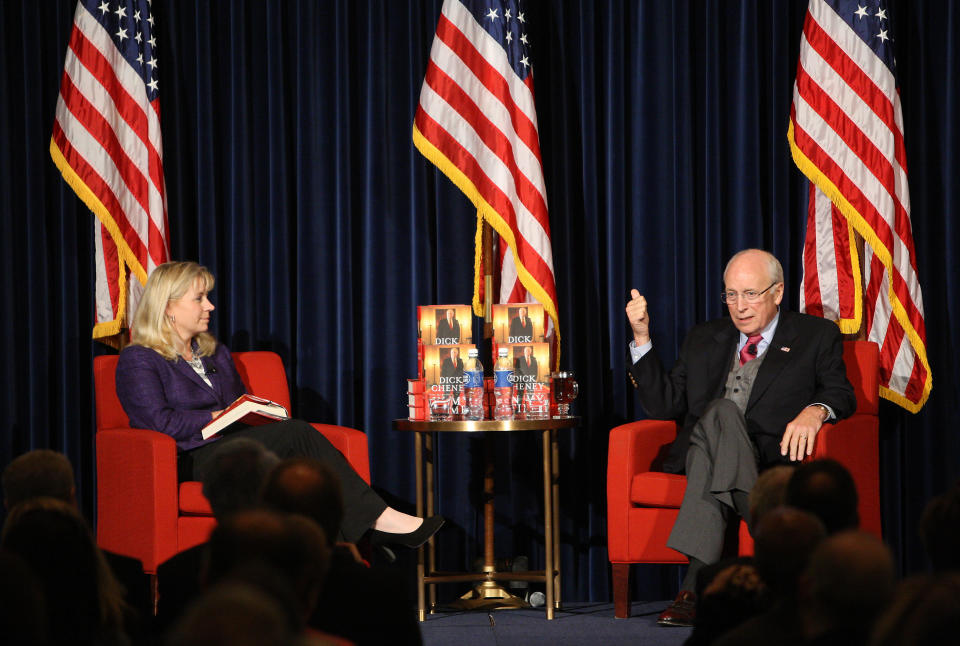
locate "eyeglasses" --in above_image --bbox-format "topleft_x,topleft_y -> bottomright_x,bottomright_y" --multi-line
721,282 -> 779,304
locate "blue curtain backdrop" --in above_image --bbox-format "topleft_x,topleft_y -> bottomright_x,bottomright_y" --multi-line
2,0 -> 959,602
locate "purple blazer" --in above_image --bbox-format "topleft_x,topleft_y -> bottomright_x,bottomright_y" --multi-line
115,343 -> 247,451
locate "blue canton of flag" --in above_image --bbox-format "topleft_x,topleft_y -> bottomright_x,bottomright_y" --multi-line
828,0 -> 896,69
460,0 -> 534,80
90,0 -> 160,100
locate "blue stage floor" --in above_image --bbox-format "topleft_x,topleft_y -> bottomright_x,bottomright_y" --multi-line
420,601 -> 692,646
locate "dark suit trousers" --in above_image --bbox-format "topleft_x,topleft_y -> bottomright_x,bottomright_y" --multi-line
666,399 -> 758,564
184,419 -> 387,543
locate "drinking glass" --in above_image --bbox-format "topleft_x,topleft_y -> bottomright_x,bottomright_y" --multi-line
524,388 -> 551,420
550,371 -> 579,418
429,395 -> 454,421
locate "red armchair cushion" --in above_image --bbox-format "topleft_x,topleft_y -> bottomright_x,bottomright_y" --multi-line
178,482 -> 213,515
630,472 -> 686,508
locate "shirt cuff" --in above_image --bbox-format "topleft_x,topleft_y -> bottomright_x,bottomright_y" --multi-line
811,402 -> 836,421
629,339 -> 653,364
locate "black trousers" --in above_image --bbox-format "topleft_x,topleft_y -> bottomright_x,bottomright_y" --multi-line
182,419 -> 387,543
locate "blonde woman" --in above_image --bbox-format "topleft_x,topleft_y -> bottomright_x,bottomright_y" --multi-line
116,261 -> 442,547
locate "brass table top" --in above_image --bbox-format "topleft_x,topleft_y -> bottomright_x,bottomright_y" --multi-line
393,417 -> 579,433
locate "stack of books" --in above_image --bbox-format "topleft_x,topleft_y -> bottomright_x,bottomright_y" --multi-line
407,303 -> 549,420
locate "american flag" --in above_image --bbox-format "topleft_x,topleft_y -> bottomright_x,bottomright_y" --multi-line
50,0 -> 169,344
413,0 -> 559,353
789,0 -> 930,412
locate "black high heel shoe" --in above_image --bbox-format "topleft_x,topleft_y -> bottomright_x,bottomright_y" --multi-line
369,515 -> 445,549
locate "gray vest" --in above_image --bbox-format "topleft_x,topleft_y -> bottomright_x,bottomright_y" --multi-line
724,348 -> 767,413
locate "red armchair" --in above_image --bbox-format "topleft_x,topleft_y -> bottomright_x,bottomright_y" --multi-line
607,340 -> 881,618
94,350 -> 370,576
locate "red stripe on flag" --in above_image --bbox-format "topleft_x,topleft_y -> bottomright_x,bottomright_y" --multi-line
831,205 -> 856,319
435,14 -> 544,167
794,66 -> 913,250
67,25 -> 152,156
423,61 -> 550,224
802,191 -> 825,317
790,118 -> 926,335
414,107 -> 557,298
57,72 -> 161,245
801,16 -> 907,171
52,121 -> 151,267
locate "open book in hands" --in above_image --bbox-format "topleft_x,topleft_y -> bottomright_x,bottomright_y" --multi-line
201,394 -> 289,440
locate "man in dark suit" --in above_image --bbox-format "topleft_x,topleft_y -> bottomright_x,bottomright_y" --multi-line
514,345 -> 539,401
435,308 -> 461,344
625,249 -> 855,626
440,347 -> 464,380
508,306 -> 534,342
440,347 -> 465,403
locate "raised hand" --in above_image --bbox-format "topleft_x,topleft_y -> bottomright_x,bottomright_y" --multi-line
626,288 -> 651,346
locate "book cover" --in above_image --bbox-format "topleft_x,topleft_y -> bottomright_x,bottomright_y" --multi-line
419,304 -> 473,346
423,344 -> 475,417
492,303 -> 544,344
201,394 -> 289,440
506,341 -> 551,419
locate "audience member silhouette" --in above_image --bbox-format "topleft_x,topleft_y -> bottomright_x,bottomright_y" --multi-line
785,458 -> 859,534
2,449 -> 75,508
1,497 -> 129,646
869,572 -> 960,646
202,509 -> 332,640
798,530 -> 895,646
747,465 -> 795,532
156,439 -> 279,632
918,478 -> 960,572
165,579 -> 335,646
715,507 -> 826,646
1,449 -> 151,630
685,562 -> 768,646
0,550 -> 48,646
261,457 -> 422,645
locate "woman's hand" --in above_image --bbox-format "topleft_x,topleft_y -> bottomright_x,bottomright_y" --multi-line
211,410 -> 223,419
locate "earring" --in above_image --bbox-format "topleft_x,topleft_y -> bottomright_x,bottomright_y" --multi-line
168,314 -> 176,323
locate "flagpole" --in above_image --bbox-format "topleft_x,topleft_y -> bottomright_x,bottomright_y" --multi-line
483,221 -> 494,339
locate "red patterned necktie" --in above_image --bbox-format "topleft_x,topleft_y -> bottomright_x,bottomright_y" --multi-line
739,334 -> 764,366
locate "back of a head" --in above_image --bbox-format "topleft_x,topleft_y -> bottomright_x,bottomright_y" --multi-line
0,550 -> 48,646
1,497 -> 123,642
166,582 -> 295,646
202,438 -> 279,519
786,458 -> 859,534
749,465 -> 795,528
2,449 -> 75,509
690,562 -> 768,646
804,530 -> 895,630
918,479 -> 960,572
260,458 -> 344,545
754,506 -> 826,599
870,573 -> 960,646
205,509 -> 330,619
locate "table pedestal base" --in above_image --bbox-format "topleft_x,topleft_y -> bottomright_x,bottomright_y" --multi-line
447,580 -> 530,611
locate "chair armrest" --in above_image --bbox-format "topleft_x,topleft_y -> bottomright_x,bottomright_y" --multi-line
96,428 -> 181,573
311,423 -> 371,485
811,413 -> 881,536
607,420 -> 678,554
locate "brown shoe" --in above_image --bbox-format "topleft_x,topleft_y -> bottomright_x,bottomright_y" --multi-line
657,590 -> 696,627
